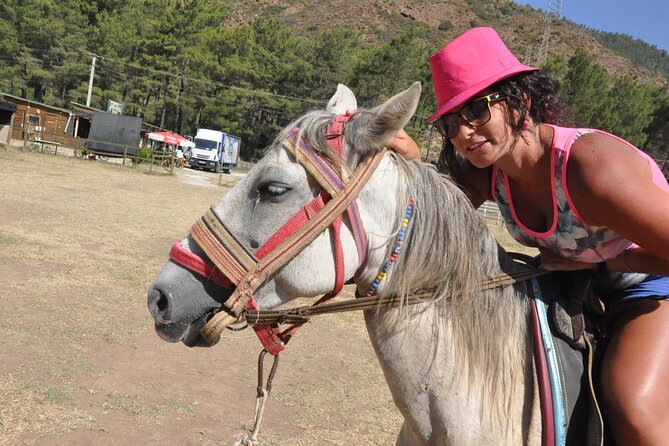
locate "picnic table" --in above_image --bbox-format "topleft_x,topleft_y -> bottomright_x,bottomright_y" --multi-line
34,138 -> 62,155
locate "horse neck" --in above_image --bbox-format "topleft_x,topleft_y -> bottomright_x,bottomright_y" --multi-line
362,157 -> 534,440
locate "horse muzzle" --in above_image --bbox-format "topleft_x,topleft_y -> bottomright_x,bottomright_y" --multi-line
147,255 -> 234,347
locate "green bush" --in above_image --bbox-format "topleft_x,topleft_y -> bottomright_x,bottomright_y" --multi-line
438,21 -> 453,32
135,148 -> 152,165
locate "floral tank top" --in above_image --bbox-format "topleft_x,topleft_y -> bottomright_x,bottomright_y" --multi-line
492,125 -> 669,263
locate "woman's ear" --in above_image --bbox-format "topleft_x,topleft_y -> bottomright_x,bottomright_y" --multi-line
523,92 -> 532,110
513,93 -> 532,131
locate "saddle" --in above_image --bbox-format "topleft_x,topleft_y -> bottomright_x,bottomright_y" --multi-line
531,270 -> 612,446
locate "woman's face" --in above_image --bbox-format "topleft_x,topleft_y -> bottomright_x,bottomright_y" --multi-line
447,88 -> 515,168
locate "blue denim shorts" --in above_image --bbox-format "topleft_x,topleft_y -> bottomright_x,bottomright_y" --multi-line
607,274 -> 669,301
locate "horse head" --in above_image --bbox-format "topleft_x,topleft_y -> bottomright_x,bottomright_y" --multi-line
147,82 -> 422,348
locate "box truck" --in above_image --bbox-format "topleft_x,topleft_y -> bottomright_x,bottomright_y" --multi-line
188,128 -> 241,173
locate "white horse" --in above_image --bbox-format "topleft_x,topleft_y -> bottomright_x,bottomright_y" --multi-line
148,83 -> 543,445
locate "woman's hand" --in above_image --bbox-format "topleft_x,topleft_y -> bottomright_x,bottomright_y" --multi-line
386,129 -> 421,160
539,248 -> 596,271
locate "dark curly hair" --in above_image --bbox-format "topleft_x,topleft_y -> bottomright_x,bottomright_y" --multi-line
438,70 -> 566,184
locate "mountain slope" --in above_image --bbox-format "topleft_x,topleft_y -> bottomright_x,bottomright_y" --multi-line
222,0 -> 666,85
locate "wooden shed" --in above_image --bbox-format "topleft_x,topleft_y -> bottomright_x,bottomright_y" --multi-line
0,93 -> 73,145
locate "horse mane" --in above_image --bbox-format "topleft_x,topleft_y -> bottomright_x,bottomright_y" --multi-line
273,110 -> 343,167
383,157 -> 531,426
274,109 -> 531,429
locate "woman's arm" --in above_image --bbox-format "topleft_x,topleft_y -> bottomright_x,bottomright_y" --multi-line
552,132 -> 669,275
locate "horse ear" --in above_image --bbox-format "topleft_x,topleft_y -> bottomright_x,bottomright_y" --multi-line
326,84 -> 357,114
358,82 -> 421,153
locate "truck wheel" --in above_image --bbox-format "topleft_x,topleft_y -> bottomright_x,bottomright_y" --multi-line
223,168 -> 231,174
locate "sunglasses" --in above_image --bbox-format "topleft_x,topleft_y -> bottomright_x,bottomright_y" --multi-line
436,92 -> 507,139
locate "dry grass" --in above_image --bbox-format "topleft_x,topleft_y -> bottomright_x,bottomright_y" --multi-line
0,146 -> 534,445
488,224 -> 540,257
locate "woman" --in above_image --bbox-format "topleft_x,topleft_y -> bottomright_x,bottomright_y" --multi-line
389,27 -> 669,445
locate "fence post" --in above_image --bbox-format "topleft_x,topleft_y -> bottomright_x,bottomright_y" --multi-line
122,145 -> 128,167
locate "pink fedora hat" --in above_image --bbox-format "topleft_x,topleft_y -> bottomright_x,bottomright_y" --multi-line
427,27 -> 538,123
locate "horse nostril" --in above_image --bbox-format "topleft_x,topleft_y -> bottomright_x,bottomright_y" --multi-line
147,287 -> 172,324
157,293 -> 167,312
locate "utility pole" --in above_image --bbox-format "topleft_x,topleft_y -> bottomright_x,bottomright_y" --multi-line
86,54 -> 97,107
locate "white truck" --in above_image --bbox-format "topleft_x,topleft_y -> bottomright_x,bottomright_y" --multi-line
188,128 -> 241,173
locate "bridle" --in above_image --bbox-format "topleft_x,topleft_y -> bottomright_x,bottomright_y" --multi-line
170,114 -> 387,355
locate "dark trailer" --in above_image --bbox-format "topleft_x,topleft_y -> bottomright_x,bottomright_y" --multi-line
85,111 -> 142,157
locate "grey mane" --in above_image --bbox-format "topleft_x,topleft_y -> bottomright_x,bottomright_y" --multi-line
383,158 -> 531,421
273,110 -> 342,164
273,107 -> 407,168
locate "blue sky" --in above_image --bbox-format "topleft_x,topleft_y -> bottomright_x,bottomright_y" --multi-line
512,0 -> 669,52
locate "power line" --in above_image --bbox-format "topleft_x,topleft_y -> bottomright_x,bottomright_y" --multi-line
96,53 -> 327,105
523,0 -> 563,66
92,63 -> 302,108
4,45 -> 329,106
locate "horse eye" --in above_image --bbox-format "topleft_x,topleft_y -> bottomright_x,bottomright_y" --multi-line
267,184 -> 287,196
260,183 -> 290,197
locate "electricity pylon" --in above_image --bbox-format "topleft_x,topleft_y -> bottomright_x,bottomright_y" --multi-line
536,0 -> 563,66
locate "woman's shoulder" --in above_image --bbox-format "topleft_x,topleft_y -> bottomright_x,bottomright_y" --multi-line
570,130 -> 643,168
567,130 -> 651,201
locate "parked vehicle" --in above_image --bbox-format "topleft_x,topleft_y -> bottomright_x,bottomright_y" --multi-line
188,129 -> 241,173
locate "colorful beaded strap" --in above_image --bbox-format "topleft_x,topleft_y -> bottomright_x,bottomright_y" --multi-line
365,197 -> 415,296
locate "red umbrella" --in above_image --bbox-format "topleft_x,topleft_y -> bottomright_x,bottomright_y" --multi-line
146,131 -> 194,148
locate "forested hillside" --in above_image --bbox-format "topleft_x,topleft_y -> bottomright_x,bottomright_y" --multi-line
0,0 -> 667,159
590,29 -> 669,81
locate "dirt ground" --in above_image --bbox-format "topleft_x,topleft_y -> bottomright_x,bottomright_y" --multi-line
0,147 -> 405,446
0,146 -> 533,446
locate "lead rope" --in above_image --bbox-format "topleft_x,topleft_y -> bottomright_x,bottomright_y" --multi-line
233,350 -> 280,446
